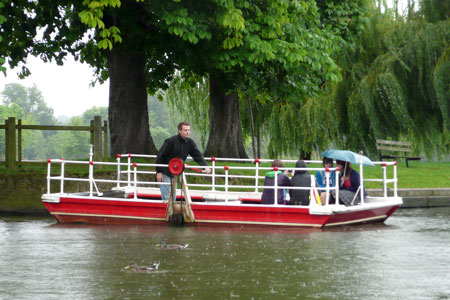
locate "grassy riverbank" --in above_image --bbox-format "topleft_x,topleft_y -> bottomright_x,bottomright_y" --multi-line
1,160 -> 449,189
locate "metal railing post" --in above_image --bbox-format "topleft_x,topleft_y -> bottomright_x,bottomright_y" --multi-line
224,166 -> 229,203
60,158 -> 65,194
89,161 -> 94,197
382,163 -> 387,198
274,167 -> 278,205
335,168 -> 340,206
127,154 -> 131,187
393,161 -> 398,197
47,159 -> 51,194
133,163 -> 138,199
325,168 -> 330,205
212,157 -> 216,191
116,154 -> 121,188
254,159 -> 260,192
359,158 -> 364,204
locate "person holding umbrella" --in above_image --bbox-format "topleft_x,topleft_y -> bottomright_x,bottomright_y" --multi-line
319,150 -> 373,206
335,160 -> 367,205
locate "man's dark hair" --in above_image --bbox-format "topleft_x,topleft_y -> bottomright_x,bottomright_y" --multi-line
177,122 -> 190,131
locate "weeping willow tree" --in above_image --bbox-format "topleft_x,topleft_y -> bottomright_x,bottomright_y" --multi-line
163,74 -> 210,150
258,95 -> 338,159
258,0 -> 368,158
330,0 -> 450,159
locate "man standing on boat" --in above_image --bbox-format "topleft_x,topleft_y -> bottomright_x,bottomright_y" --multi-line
156,122 -> 211,200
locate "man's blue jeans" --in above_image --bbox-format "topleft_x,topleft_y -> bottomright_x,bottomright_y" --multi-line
160,173 -> 172,201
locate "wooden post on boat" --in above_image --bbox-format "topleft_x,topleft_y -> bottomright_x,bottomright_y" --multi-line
165,158 -> 195,225
165,176 -> 178,222
181,173 -> 195,223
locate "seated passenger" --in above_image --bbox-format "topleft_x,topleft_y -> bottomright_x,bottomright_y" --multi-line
261,160 -> 291,205
289,160 -> 311,205
316,157 -> 336,200
333,160 -> 367,206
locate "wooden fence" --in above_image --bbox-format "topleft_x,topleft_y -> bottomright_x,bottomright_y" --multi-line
0,116 -> 108,169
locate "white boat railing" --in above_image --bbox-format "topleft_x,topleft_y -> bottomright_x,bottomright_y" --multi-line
44,148 -> 399,206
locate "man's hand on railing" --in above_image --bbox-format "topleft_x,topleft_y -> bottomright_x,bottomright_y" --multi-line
205,168 -> 211,174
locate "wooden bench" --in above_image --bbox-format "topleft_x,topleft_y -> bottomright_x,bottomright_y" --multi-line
376,139 -> 421,167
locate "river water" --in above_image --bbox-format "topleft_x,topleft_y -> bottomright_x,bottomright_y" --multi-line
1,208 -> 449,300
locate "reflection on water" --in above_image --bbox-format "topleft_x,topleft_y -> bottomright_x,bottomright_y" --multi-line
1,208 -> 450,300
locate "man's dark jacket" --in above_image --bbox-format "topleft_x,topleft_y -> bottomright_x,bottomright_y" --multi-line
261,171 -> 291,205
156,134 -> 207,177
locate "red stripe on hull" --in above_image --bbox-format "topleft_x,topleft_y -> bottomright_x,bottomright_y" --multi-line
190,204 -> 329,226
43,197 -> 167,225
325,205 -> 400,226
50,214 -> 168,226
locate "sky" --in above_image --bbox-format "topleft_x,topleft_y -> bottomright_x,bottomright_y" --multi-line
0,55 -> 109,117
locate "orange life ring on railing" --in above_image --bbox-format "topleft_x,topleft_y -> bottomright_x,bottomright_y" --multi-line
168,158 -> 185,175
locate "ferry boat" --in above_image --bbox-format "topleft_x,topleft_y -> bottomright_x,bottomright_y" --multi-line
41,149 -> 402,228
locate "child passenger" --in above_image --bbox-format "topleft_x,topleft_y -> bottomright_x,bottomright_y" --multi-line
316,157 -> 336,200
261,160 -> 291,205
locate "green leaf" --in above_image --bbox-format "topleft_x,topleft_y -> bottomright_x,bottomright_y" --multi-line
100,28 -> 110,38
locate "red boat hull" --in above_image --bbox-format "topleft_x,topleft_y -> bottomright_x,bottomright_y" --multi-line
43,196 -> 400,228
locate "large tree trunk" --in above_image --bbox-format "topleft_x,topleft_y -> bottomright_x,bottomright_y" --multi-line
108,49 -> 157,156
205,73 -> 248,158
247,95 -> 256,158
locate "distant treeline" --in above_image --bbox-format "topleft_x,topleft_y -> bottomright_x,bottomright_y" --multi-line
0,83 -> 180,160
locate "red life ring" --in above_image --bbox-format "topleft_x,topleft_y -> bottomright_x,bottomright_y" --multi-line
168,158 -> 185,175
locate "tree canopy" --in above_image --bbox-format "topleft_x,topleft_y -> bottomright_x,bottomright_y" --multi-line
2,0 -> 447,160
164,0 -> 450,159
1,0 -> 362,158
328,1 -> 450,158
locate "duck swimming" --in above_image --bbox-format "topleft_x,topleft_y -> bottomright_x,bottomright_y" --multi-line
156,241 -> 189,250
123,262 -> 160,273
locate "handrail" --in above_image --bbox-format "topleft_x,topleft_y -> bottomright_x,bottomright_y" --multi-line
44,154 -> 400,207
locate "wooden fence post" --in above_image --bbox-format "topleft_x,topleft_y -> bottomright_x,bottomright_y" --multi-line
17,119 -> 22,167
4,119 -> 8,167
103,120 -> 108,161
90,119 -> 94,148
93,116 -> 102,161
5,117 -> 16,169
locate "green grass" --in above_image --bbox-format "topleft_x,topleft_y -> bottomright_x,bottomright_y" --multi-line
291,161 -> 450,189
1,160 -> 449,189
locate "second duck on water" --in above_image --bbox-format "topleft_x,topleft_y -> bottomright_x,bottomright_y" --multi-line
156,241 -> 189,250
123,262 -> 160,273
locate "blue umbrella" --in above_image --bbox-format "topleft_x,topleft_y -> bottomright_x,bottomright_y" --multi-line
320,150 -> 374,166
